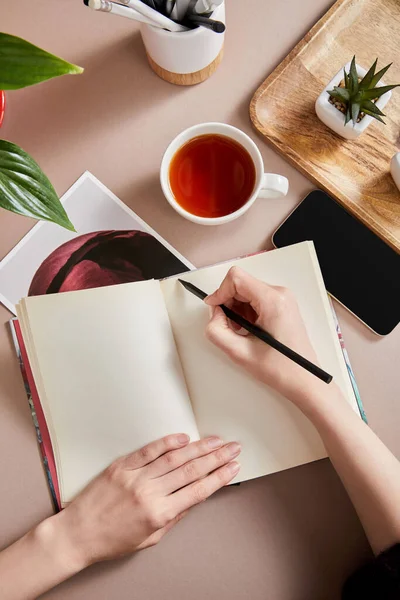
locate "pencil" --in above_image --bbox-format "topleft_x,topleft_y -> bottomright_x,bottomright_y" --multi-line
186,14 -> 225,32
178,278 -> 333,384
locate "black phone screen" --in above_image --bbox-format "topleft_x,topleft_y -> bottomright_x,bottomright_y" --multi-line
272,190 -> 400,335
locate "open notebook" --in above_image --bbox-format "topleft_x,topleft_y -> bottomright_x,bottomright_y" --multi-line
16,242 -> 360,507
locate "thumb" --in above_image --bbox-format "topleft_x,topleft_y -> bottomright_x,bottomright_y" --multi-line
205,306 -> 249,363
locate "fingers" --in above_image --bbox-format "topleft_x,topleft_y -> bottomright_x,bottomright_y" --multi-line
136,511 -> 189,550
169,461 -> 241,515
158,442 -> 241,494
121,434 -> 190,470
206,306 -> 251,363
205,267 -> 273,314
155,510 -> 188,540
148,436 -> 224,478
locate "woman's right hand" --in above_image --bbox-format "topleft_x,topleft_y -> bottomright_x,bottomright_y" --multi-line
205,267 -> 328,410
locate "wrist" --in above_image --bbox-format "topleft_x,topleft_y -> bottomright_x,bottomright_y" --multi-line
0,511 -> 88,600
32,511 -> 89,578
285,379 -> 349,421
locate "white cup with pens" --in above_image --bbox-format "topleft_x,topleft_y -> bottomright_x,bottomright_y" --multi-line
84,0 -> 226,85
141,0 -> 225,84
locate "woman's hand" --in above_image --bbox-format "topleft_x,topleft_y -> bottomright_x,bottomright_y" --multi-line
0,434 -> 240,600
207,268 -> 400,562
53,433 -> 241,567
205,266 -> 325,410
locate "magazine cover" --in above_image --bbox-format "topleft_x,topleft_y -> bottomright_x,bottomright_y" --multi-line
0,171 -> 193,313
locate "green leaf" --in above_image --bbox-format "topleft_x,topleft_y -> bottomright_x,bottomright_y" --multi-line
349,56 -> 359,95
359,58 -> 377,90
344,67 -> 349,89
0,32 -> 83,90
0,140 -> 75,230
345,105 -> 352,125
370,63 -> 392,88
353,91 -> 363,103
362,84 -> 399,100
351,102 -> 361,124
328,87 -> 350,102
361,99 -> 385,116
361,108 -> 385,123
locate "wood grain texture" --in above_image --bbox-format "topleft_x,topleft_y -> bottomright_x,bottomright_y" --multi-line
250,0 -> 400,253
146,47 -> 224,86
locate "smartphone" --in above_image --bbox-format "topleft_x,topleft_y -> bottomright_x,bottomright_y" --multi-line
272,190 -> 400,335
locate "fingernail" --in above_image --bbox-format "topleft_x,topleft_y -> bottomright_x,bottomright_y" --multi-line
236,327 -> 249,337
228,320 -> 249,336
227,442 -> 241,457
207,436 -> 223,449
177,434 -> 190,445
227,461 -> 240,475
204,295 -> 212,305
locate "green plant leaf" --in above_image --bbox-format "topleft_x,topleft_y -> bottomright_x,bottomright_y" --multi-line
351,102 -> 361,124
359,58 -> 377,90
328,87 -> 350,102
0,32 -> 83,90
344,67 -> 349,89
345,105 -> 352,125
362,99 -> 385,116
0,140 -> 75,230
353,91 -> 363,103
362,108 -> 385,123
349,56 -> 359,95
362,84 -> 399,100
370,63 -> 392,88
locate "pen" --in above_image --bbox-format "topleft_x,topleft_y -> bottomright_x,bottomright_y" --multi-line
165,0 -> 175,15
117,0 -> 189,31
186,14 -> 225,32
185,0 -> 198,16
84,0 -> 164,26
140,0 -> 158,9
194,0 -> 223,14
171,0 -> 192,20
141,0 -> 167,12
178,279 -> 333,385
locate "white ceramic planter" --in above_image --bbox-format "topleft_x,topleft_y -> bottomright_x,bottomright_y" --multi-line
391,152 -> 400,192
315,62 -> 392,140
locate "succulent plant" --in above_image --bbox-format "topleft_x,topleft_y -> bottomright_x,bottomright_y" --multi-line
328,56 -> 399,125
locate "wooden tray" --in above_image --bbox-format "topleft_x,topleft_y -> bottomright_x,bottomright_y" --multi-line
250,0 -> 400,253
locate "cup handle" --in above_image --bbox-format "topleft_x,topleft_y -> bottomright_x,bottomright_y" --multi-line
257,173 -> 289,199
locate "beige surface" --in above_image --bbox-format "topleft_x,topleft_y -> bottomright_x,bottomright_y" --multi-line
0,0 -> 398,598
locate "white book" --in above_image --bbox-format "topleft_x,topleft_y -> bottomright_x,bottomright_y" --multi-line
16,241 -> 360,507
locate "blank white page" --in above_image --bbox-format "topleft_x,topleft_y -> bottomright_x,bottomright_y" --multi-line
161,242 -> 358,483
18,280 -> 199,505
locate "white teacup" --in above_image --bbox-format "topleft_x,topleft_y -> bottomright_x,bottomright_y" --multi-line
160,122 -> 289,226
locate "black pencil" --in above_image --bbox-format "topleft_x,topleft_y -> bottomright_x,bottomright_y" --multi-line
178,278 -> 333,385
186,14 -> 225,32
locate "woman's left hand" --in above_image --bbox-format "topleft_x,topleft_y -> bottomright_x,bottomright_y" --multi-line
54,433 -> 241,568
0,434 -> 241,600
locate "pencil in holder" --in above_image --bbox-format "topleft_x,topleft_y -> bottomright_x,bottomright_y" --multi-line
140,3 -> 225,85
